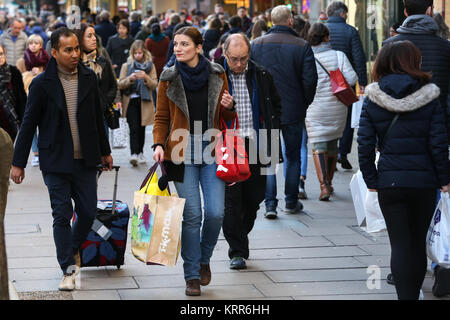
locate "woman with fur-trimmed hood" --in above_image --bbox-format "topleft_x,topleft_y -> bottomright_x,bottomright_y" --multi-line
357,40 -> 450,300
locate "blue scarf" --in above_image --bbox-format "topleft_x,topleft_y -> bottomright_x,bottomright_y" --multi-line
127,60 -> 153,101
176,54 -> 210,91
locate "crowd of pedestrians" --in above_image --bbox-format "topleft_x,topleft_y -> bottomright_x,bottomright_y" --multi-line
0,0 -> 449,300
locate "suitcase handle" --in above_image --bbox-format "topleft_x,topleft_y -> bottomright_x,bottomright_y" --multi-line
96,165 -> 121,215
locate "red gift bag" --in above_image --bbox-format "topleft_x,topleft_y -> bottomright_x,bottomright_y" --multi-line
215,113 -> 251,184
316,58 -> 359,106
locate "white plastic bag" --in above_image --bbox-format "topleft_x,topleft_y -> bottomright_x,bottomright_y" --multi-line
351,96 -> 365,129
350,170 -> 367,226
110,118 -> 129,149
350,170 -> 386,233
427,192 -> 450,267
364,190 -> 386,233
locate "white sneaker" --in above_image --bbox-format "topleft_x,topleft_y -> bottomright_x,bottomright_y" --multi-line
419,289 -> 424,300
138,153 -> 147,164
31,155 -> 39,167
58,273 -> 75,291
130,154 -> 138,167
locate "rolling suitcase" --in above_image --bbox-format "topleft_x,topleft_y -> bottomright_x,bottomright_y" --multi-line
73,166 -> 130,269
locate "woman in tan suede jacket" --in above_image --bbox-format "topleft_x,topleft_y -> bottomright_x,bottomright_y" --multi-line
152,27 -> 235,297
118,40 -> 158,166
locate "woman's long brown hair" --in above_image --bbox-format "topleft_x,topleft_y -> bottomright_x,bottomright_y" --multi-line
372,40 -> 431,84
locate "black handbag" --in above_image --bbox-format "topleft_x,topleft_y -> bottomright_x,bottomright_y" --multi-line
104,104 -> 120,129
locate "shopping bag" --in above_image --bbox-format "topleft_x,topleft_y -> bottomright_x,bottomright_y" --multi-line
315,58 -> 359,106
364,191 -> 386,233
216,113 -> 251,183
351,96 -> 365,129
329,68 -> 359,106
139,163 -> 170,196
350,170 -> 386,233
350,170 -> 368,227
110,118 -> 129,149
427,192 -> 450,267
131,162 -> 184,266
131,192 -> 184,266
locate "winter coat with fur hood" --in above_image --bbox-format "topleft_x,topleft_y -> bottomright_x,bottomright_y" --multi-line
357,74 -> 450,190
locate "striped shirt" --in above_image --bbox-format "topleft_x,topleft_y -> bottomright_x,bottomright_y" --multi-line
58,66 -> 83,159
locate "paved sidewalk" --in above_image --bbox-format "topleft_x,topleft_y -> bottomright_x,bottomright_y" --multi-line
4,128 -> 447,300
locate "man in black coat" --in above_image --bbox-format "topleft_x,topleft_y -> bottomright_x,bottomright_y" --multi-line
383,0 -> 450,142
94,11 -> 117,48
10,28 -> 113,292
251,5 -> 317,217
220,34 -> 282,270
326,1 -> 367,170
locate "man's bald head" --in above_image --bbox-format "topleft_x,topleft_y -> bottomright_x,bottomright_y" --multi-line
224,33 -> 251,55
224,33 -> 251,74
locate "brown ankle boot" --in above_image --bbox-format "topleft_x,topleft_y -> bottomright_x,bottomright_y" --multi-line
327,154 -> 338,194
313,150 -> 330,201
185,279 -> 201,296
200,264 -> 211,286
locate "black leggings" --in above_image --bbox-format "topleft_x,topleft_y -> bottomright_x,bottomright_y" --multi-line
126,98 -> 146,155
378,188 -> 437,300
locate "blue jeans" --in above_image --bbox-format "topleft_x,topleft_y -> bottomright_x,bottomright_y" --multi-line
31,130 -> 38,154
300,125 -> 308,178
265,122 -> 303,209
174,137 -> 225,281
42,160 -> 97,274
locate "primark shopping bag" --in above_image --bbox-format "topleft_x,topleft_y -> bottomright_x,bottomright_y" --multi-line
427,192 -> 450,267
131,162 -> 184,266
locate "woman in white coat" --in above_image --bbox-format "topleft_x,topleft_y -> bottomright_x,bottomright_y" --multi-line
306,23 -> 358,201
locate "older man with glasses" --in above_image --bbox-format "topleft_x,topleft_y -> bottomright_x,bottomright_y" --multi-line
220,33 -> 282,270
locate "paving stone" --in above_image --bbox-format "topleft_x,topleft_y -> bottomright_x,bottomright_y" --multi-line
255,281 -> 397,297
265,267 -> 391,283
240,257 -> 365,272
72,290 -> 121,300
324,234 -> 376,246
249,236 -> 334,249
7,246 -> 56,258
9,267 -> 109,281
358,244 -> 392,256
13,280 -> 61,292
7,257 -> 60,269
354,255 -> 391,268
135,272 -> 273,289
291,226 -> 359,236
247,246 -> 369,260
6,236 -> 55,247
78,277 -> 138,290
118,285 -> 265,300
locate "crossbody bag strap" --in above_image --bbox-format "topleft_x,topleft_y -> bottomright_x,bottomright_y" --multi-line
315,58 -> 330,77
379,114 -> 400,151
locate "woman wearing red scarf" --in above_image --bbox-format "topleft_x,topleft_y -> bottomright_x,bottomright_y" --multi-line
16,34 -> 50,167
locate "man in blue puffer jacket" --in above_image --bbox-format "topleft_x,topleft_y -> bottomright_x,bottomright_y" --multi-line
251,5 -> 318,218
326,1 -> 367,170
383,0 -> 450,143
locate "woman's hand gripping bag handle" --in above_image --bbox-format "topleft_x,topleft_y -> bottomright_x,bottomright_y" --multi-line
139,162 -> 171,196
